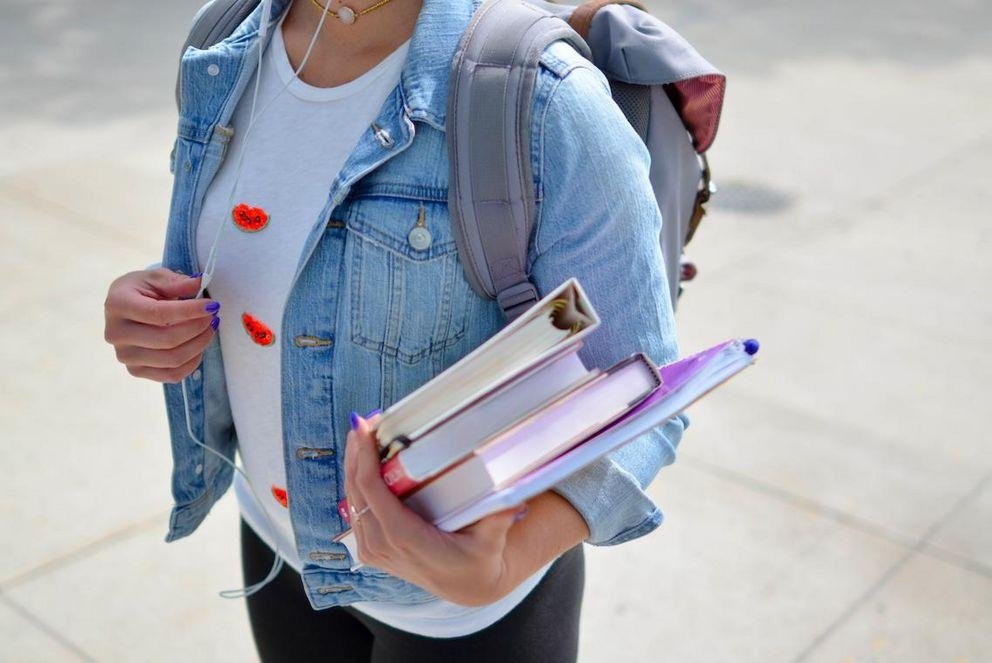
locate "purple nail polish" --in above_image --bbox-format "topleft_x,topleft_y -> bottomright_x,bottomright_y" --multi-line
211,316 -> 220,331
364,408 -> 382,418
204,301 -> 220,313
350,411 -> 360,431
191,271 -> 203,278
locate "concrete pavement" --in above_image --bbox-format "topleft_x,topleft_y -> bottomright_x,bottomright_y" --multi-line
1,0 -> 989,661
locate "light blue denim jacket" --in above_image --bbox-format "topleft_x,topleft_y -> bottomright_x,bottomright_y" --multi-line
162,0 -> 688,609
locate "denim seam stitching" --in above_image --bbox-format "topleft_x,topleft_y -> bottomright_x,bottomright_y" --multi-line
348,234 -> 466,365
532,72 -> 568,259
596,508 -> 663,547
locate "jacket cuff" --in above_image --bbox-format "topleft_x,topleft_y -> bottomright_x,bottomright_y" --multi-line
550,413 -> 688,546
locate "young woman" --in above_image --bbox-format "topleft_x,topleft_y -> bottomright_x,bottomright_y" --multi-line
103,0 -> 686,660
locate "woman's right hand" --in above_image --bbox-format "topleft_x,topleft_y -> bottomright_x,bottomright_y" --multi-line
104,268 -> 220,383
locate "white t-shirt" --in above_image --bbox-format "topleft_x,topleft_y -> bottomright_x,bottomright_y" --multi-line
195,16 -> 549,638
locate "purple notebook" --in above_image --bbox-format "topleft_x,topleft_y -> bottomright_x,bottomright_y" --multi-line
434,337 -> 760,531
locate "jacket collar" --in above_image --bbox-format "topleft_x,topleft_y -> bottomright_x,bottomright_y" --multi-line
255,0 -> 479,130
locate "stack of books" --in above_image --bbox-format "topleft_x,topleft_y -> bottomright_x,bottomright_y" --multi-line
336,277 -> 757,558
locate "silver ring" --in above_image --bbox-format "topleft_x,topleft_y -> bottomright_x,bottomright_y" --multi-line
350,503 -> 371,526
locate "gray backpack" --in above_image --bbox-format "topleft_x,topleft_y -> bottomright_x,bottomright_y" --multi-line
176,0 -> 725,321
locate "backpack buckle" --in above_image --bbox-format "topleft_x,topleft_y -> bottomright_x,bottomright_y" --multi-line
686,154 -> 715,245
497,281 -> 540,322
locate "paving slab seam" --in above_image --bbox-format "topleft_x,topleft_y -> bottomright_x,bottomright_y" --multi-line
683,457 -> 992,580
1,510 -> 170,592
790,469 -> 992,663
0,591 -> 98,663
916,542 -> 992,579
682,458 -> 916,547
689,386 -> 992,499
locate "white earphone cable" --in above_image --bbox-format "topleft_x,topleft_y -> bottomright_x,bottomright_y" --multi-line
180,0 -> 334,599
197,0 -> 331,297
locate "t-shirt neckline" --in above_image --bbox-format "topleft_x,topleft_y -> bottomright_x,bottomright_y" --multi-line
270,16 -> 411,102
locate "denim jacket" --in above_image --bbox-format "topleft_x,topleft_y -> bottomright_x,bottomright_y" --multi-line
161,0 -> 688,609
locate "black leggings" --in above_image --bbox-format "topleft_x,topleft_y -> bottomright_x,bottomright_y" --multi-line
240,519 -> 585,663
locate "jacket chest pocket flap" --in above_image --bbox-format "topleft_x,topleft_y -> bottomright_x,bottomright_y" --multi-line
345,192 -> 470,365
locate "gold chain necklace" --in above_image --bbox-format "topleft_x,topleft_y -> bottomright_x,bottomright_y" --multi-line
308,0 -> 397,25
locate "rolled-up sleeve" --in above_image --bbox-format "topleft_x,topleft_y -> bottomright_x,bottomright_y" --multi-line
527,55 -> 689,546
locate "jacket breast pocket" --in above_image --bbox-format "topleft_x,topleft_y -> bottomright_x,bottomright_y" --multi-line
345,192 -> 470,366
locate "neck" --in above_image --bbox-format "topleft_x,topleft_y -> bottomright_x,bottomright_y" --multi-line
282,0 -> 422,64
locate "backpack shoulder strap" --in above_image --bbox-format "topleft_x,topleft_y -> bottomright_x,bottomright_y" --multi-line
175,0 -> 260,112
447,0 -> 591,323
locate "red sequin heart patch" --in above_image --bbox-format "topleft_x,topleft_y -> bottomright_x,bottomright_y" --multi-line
271,485 -> 289,508
232,203 -> 269,232
242,312 -> 275,346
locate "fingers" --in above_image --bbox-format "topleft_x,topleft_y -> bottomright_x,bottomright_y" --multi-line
343,418 -> 364,515
112,314 -> 214,350
344,414 -> 379,565
106,270 -> 218,328
122,292 -> 218,327
352,502 -> 392,569
343,410 -> 383,512
125,349 -> 206,384
105,269 -> 221,385
343,410 -> 440,573
344,414 -> 429,549
352,415 -> 424,536
343,409 -> 384,515
144,268 -> 204,300
115,322 -> 217,369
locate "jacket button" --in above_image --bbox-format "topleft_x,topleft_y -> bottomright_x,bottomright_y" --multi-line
207,64 -> 220,76
370,122 -> 394,148
408,226 -> 432,251
408,204 -> 431,250
296,447 -> 335,460
309,551 -> 347,562
294,335 -> 333,348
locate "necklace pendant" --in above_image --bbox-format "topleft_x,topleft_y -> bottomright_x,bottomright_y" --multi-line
337,5 -> 356,24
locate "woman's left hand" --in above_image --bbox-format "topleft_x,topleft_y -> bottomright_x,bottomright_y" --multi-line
344,412 -> 528,607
